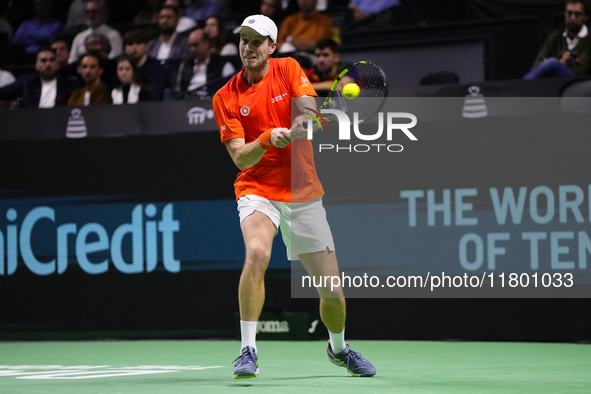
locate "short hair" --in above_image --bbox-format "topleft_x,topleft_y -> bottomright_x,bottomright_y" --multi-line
36,46 -> 56,58
314,37 -> 339,54
160,5 -> 179,17
166,0 -> 186,10
79,51 -> 104,69
84,32 -> 112,54
123,29 -> 148,46
49,36 -> 70,50
567,0 -> 591,15
87,0 -> 105,9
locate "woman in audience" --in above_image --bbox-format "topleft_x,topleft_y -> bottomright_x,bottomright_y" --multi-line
203,15 -> 238,56
111,55 -> 152,104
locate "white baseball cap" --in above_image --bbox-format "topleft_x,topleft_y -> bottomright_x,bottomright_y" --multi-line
232,15 -> 278,43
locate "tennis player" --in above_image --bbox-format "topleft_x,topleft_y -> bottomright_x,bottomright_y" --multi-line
212,14 -> 376,379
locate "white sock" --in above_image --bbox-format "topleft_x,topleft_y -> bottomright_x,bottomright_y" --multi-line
329,328 -> 346,354
240,320 -> 258,353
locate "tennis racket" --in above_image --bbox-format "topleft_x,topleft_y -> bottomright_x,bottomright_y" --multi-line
305,61 -> 388,129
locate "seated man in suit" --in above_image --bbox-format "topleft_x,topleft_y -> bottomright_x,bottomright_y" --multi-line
164,0 -> 197,33
148,6 -> 191,63
174,28 -> 236,96
68,52 -> 111,105
124,29 -> 170,100
0,47 -> 77,107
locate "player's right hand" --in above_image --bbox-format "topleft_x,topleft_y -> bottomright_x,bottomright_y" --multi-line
290,116 -> 309,140
270,128 -> 292,148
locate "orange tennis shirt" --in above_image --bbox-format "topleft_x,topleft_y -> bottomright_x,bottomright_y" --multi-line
213,57 -> 324,203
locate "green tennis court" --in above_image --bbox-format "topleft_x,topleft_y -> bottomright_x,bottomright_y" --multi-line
1,340 -> 589,393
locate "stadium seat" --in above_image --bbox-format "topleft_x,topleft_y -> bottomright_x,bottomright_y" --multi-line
559,77 -> 591,112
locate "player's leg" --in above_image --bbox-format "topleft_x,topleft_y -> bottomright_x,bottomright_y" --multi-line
286,198 -> 375,377
299,249 -> 376,377
234,196 -> 280,379
239,211 -> 276,323
299,248 -> 345,334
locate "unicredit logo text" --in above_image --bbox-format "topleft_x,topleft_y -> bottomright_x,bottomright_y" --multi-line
0,204 -> 180,276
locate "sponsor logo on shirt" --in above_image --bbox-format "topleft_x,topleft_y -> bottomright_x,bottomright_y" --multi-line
301,76 -> 309,87
271,93 -> 288,103
240,106 -> 250,116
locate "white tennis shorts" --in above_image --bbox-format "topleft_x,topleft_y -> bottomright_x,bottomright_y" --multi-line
237,195 -> 335,261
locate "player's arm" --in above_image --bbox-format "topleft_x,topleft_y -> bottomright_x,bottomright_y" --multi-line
290,95 -> 323,139
311,80 -> 334,91
224,129 -> 291,171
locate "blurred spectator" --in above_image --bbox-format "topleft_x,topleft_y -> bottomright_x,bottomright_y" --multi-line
148,6 -> 191,62
65,0 -> 91,33
61,32 -> 117,89
134,0 -> 161,24
174,28 -> 235,94
112,55 -> 153,104
164,0 -> 197,33
124,29 -> 169,100
185,0 -> 219,21
0,15 -> 14,41
69,1 -> 122,62
0,47 -> 77,107
204,15 -> 238,56
82,32 -> 117,87
68,52 -> 111,105
261,0 -> 285,28
305,37 -> 349,92
291,51 -> 312,71
0,56 -> 15,87
277,0 -> 332,53
11,0 -> 63,54
524,0 -> 591,79
2,0 -> 34,37
348,0 -> 399,22
49,36 -> 70,66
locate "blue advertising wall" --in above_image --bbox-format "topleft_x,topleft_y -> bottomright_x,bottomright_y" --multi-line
0,198 -> 289,277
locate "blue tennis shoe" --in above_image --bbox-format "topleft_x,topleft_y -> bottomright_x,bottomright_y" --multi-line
326,342 -> 376,377
233,346 -> 259,379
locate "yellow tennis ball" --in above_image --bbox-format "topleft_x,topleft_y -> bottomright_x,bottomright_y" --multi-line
343,83 -> 360,99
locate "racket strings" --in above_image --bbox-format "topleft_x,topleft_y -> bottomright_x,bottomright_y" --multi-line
332,62 -> 387,122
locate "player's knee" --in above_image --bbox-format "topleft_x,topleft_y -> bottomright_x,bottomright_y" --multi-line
246,243 -> 272,266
